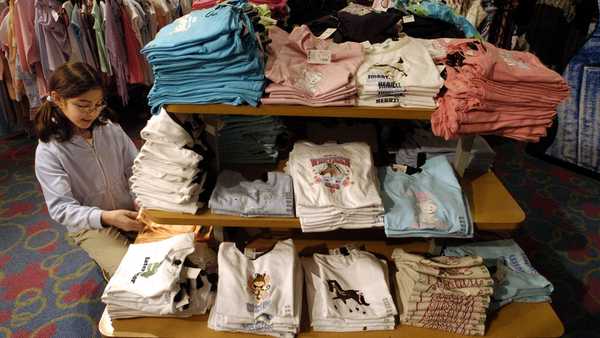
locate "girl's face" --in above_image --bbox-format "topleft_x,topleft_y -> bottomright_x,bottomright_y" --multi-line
54,88 -> 105,132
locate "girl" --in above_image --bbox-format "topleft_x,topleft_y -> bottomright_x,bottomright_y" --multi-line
34,62 -> 142,277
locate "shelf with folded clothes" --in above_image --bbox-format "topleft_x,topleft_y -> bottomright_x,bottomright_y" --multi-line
99,238 -> 563,338
164,104 -> 434,120
142,169 -> 525,231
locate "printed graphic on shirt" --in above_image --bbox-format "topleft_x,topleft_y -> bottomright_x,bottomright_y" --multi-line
240,312 -> 273,331
431,255 -> 470,266
130,256 -> 163,284
327,279 -> 370,314
310,156 -> 353,193
170,15 -> 196,35
248,273 -> 272,302
413,192 -> 448,230
367,62 -> 407,91
296,69 -> 324,94
498,50 -> 529,70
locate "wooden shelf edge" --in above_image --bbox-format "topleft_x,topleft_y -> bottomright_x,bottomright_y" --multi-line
99,299 -> 564,338
143,171 -> 525,231
164,104 -> 433,120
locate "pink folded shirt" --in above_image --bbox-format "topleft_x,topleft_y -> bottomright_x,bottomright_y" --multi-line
430,39 -> 568,142
444,40 -> 565,85
264,25 -> 364,99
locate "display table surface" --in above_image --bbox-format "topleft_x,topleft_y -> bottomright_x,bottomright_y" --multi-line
143,170 -> 526,231
165,104 -> 433,120
98,239 -> 563,338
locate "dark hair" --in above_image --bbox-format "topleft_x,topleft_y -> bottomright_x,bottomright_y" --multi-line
34,62 -> 115,142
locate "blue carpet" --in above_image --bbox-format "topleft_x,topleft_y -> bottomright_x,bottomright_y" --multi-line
0,134 -> 598,337
0,135 -> 104,338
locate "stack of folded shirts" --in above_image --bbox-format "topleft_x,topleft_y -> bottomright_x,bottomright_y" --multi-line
444,239 -> 554,310
356,37 -> 443,108
302,246 -> 397,331
209,170 -> 294,217
394,128 -> 495,176
306,6 -> 402,44
262,25 -> 364,106
102,233 -> 218,319
208,239 -> 302,336
141,3 -> 265,113
217,115 -> 287,164
287,141 -> 385,232
130,108 -> 207,214
392,248 -> 493,336
431,39 -> 569,142
379,155 -> 473,238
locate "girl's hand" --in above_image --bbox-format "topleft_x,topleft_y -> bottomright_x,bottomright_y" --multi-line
101,210 -> 143,232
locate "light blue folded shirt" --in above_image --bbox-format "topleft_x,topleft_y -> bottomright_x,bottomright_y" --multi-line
141,5 -> 241,52
379,155 -> 472,238
443,239 -> 554,309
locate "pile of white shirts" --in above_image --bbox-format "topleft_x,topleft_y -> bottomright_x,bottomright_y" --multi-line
356,38 -> 443,108
287,142 -> 384,232
130,108 -> 207,214
394,128 -> 495,177
208,239 -> 302,337
392,249 -> 492,336
102,233 -> 217,319
302,247 -> 397,331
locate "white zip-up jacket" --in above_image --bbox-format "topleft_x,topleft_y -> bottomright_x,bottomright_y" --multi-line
35,121 -> 138,233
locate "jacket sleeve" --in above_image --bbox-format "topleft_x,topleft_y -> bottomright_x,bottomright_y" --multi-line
114,122 -> 139,203
35,144 -> 104,231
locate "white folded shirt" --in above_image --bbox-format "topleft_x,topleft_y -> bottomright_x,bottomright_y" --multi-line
140,108 -> 194,147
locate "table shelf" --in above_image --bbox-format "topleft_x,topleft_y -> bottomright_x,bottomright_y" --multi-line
143,170 -> 525,232
165,104 -> 433,120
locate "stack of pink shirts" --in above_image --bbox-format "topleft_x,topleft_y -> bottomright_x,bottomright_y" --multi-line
262,25 -> 364,107
430,40 -> 569,142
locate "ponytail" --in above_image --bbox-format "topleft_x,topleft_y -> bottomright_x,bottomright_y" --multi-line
34,98 -> 74,143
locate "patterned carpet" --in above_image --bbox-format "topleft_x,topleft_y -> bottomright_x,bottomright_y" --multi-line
0,133 -> 598,337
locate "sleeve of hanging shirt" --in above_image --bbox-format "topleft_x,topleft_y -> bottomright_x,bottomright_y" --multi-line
35,143 -> 104,232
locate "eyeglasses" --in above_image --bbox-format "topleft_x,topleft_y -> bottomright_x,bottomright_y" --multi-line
73,100 -> 107,114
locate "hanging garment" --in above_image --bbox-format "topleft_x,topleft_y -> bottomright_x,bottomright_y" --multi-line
13,0 -> 40,73
92,0 -> 111,74
61,1 -> 83,63
75,4 -> 101,70
546,0 -> 600,173
120,6 -> 145,84
105,0 -> 130,104
34,0 -> 70,82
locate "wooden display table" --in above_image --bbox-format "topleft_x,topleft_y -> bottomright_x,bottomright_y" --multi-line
142,170 -> 525,232
165,104 -> 433,120
99,239 -> 563,338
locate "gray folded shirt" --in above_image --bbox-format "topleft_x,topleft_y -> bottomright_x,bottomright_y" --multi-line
208,170 -> 294,217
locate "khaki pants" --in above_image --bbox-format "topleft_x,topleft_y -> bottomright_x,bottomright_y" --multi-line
69,227 -> 133,278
